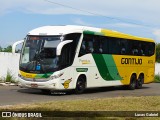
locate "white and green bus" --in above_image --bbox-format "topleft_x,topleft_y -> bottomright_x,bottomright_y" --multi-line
18,25 -> 155,94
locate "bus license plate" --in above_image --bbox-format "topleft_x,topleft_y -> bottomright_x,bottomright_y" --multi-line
31,83 -> 38,88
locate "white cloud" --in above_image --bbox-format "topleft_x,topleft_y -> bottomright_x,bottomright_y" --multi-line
0,0 -> 89,15
153,29 -> 160,43
1,0 -> 158,27
103,23 -> 143,28
71,18 -> 92,26
1,0 -> 160,27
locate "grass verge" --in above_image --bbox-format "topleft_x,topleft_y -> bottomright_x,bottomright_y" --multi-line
0,96 -> 159,119
1,96 -> 160,111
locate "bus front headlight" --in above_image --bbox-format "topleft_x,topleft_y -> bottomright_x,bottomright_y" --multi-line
50,72 -> 64,80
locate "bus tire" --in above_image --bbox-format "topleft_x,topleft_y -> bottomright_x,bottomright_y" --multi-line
136,75 -> 143,89
128,74 -> 136,90
74,76 -> 86,94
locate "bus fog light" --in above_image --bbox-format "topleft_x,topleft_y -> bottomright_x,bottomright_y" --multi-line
53,83 -> 56,86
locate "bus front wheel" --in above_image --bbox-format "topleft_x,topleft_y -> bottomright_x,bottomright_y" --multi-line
128,75 -> 136,90
74,76 -> 86,94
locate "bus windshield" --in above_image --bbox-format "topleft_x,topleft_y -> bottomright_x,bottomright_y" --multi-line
19,35 -> 62,73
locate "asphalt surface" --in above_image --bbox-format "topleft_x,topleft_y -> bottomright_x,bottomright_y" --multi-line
0,83 -> 159,106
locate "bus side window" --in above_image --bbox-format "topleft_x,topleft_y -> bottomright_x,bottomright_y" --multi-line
140,42 -> 146,56
86,40 -> 94,53
101,37 -> 108,54
98,37 -> 104,53
132,48 -> 138,55
79,34 -> 94,56
120,39 -> 129,55
148,43 -> 155,56
99,44 -> 103,53
137,43 -> 144,56
121,43 -> 126,54
131,42 -> 138,55
82,42 -> 86,50
79,41 -> 86,56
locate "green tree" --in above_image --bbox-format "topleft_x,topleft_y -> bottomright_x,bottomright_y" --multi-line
156,43 -> 160,63
0,46 -> 2,52
3,45 -> 12,52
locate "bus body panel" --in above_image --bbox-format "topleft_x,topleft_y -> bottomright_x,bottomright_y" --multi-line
112,55 -> 155,84
74,54 -> 123,88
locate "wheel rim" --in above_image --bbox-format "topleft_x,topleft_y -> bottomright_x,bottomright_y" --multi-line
77,81 -> 85,92
131,79 -> 136,87
138,79 -> 142,86
136,76 -> 143,88
129,75 -> 136,90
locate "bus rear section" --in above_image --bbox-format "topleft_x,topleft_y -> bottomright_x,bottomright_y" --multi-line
76,29 -> 155,91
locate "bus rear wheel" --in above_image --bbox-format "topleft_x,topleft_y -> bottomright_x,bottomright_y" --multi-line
74,76 -> 86,94
128,74 -> 136,90
136,75 -> 143,89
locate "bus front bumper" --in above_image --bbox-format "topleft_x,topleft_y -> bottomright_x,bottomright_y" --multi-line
18,78 -> 59,90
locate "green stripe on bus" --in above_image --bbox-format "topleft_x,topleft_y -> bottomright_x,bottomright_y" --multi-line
76,68 -> 88,72
35,72 -> 53,78
83,30 -> 104,36
92,54 -> 122,81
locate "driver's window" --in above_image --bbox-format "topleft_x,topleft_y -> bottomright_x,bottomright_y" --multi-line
79,34 -> 93,57
60,43 -> 72,67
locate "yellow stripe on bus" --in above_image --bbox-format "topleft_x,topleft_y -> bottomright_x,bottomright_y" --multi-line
20,70 -> 37,78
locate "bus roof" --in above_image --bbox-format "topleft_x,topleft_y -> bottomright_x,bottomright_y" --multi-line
28,25 -> 154,42
100,29 -> 154,42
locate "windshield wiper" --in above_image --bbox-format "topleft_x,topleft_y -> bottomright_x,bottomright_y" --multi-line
33,51 -> 44,62
25,61 -> 36,71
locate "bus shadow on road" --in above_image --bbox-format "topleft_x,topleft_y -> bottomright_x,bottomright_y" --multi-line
17,85 -> 150,96
17,88 -> 69,96
17,88 -> 52,95
82,86 -> 150,94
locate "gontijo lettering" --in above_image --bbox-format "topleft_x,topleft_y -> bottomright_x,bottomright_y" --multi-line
121,58 -> 142,65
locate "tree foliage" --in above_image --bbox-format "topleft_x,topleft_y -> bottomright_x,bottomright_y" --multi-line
3,45 -> 12,52
0,46 -> 2,52
0,45 -> 12,52
156,43 -> 160,63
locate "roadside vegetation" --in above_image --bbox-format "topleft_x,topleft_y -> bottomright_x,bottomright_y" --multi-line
0,45 -> 12,52
156,43 -> 160,63
155,74 -> 160,83
0,45 -> 20,53
0,70 -> 17,83
1,96 -> 159,111
0,96 -> 159,119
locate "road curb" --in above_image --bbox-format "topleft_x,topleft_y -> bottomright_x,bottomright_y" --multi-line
0,82 -> 18,86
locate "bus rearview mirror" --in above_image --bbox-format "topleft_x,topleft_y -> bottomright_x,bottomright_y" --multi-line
12,40 -> 24,53
56,40 -> 73,56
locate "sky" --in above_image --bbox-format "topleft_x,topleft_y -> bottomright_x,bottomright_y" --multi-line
0,0 -> 160,47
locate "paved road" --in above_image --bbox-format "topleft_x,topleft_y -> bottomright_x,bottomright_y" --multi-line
0,83 -> 159,106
